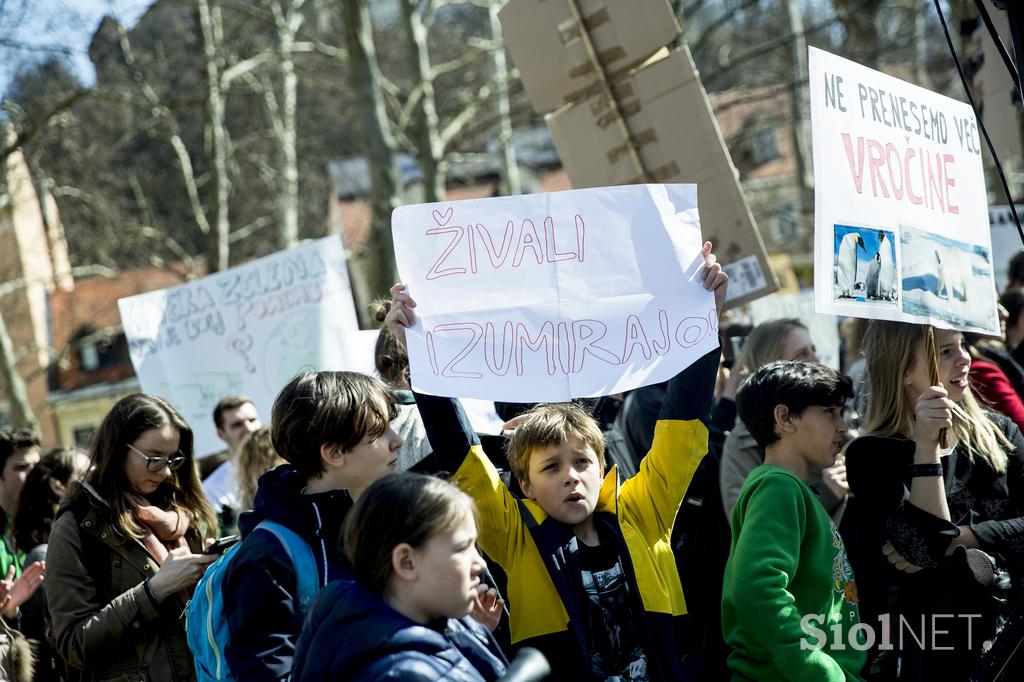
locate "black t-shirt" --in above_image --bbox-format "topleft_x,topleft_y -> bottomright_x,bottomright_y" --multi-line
577,539 -> 648,682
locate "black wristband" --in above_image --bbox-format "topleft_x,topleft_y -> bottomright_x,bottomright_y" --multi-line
142,578 -> 160,608
910,463 -> 944,478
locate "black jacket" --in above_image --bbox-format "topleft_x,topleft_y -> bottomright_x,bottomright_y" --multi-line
292,579 -> 508,681
222,465 -> 352,681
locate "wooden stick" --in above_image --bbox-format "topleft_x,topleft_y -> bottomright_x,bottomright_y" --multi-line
924,325 -> 949,448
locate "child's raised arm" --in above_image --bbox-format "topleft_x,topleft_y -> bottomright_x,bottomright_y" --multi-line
661,241 -> 727,423
384,283 -> 479,474
619,242 -> 727,540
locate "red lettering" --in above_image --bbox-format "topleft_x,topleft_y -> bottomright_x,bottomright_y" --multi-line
425,226 -> 467,280
867,139 -> 890,198
943,153 -> 959,215
841,133 -> 866,194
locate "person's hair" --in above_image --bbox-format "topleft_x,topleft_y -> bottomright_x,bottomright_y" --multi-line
344,473 -> 476,595
1000,288 -> 1024,329
1008,251 -> 1024,289
86,393 -> 217,540
861,320 -> 1012,473
505,402 -> 605,484
212,394 -> 254,430
271,371 -> 397,480
736,318 -> 809,372
736,361 -> 853,449
0,429 -> 40,478
13,446 -> 86,551
372,299 -> 410,389
237,427 -> 285,511
840,317 -> 868,361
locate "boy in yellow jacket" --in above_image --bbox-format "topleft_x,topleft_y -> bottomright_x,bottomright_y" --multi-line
385,242 -> 727,680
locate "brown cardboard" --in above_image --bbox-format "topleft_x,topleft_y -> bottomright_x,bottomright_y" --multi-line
498,0 -> 681,113
545,48 -> 778,308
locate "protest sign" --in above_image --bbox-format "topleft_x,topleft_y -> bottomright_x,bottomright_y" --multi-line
809,47 -> 998,334
392,184 -> 719,402
747,290 -> 839,370
545,49 -> 777,308
118,236 -> 361,456
499,0 -> 778,309
989,205 -> 1024,289
499,0 -> 680,113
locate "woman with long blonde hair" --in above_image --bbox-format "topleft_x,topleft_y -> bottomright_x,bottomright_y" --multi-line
842,320 -> 1024,680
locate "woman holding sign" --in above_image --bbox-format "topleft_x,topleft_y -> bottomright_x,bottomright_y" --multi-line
842,321 -> 1024,680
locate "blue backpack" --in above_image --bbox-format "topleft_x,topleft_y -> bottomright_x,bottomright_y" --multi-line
185,520 -> 319,682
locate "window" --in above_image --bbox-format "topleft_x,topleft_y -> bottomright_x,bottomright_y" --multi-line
73,425 -> 96,448
771,202 -> 800,243
74,329 -> 129,372
80,344 -> 99,371
751,129 -> 780,166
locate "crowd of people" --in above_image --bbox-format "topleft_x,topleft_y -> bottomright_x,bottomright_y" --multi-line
0,241 -> 1023,681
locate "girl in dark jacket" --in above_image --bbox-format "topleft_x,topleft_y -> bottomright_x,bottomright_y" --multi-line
45,394 -> 219,682
12,446 -> 89,681
842,322 -> 1024,680
292,473 -> 508,681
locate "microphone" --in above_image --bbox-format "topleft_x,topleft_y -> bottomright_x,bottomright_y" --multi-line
498,648 -> 551,682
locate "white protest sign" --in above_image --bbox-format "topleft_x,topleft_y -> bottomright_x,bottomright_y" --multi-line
748,290 -> 839,370
392,184 -> 719,402
989,205 -> 1024,289
118,236 -> 361,456
809,47 -> 999,334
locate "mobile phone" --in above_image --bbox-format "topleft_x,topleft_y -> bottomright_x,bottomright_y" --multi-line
204,535 -> 240,555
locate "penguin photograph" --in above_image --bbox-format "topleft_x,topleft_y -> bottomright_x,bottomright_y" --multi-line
832,224 -> 897,305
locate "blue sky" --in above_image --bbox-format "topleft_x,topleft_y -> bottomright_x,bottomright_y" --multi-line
1,0 -> 152,97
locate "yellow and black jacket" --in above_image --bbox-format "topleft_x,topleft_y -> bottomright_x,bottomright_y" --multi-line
414,348 -> 720,680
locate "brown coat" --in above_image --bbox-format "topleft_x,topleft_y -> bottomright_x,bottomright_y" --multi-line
45,483 -> 199,682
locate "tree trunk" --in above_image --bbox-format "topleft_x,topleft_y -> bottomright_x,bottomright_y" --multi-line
783,0 -> 812,226
0,308 -> 38,433
835,0 -> 882,69
197,0 -> 231,272
275,0 -> 304,249
913,1 -> 928,88
342,0 -> 400,312
490,1 -> 521,196
401,0 -> 445,203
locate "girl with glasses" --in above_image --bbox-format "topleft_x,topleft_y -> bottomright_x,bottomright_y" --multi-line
45,393 -> 218,682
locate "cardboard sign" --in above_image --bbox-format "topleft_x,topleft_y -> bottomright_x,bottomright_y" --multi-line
545,48 -> 778,308
748,290 -> 840,370
809,47 -> 998,334
499,0 -> 680,113
118,236 -> 363,456
392,184 -> 719,402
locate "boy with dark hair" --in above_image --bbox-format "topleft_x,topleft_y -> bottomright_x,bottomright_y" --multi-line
385,241 -> 728,680
0,429 -> 40,577
722,360 -> 865,681
221,371 -> 402,681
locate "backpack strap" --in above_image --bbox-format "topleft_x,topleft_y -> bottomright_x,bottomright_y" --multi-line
252,520 -> 320,616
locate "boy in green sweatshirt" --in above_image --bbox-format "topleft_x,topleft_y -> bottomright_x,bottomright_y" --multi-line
722,360 -> 866,681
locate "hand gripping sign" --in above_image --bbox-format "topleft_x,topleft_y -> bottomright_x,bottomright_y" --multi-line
392,184 -> 719,402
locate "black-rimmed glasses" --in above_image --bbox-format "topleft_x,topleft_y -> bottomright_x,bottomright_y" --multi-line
127,443 -> 187,472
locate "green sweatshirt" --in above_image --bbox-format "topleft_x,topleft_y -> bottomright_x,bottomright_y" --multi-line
722,465 -> 866,681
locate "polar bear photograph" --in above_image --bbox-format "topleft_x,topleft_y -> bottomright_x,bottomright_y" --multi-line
900,225 -> 997,332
